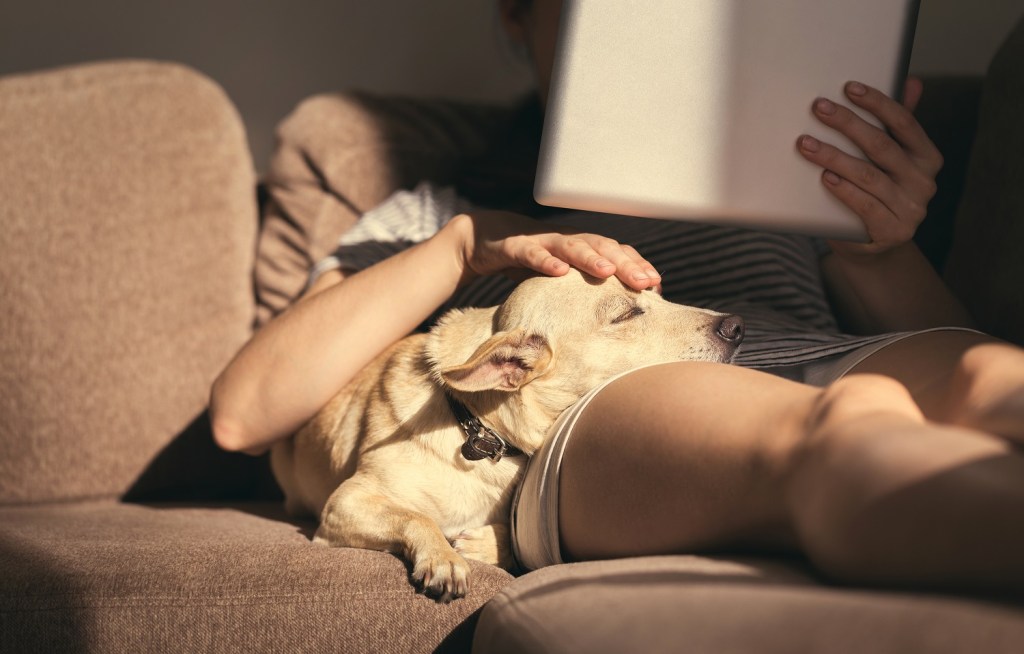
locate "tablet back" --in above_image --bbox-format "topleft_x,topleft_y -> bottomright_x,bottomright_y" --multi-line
534,0 -> 920,241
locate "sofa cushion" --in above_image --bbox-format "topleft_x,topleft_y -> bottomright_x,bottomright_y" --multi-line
0,60 -> 258,503
255,93 -> 513,326
473,557 -> 1024,654
0,501 -> 512,653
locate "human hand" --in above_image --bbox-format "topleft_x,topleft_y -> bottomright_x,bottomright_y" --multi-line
797,78 -> 943,257
445,210 -> 661,291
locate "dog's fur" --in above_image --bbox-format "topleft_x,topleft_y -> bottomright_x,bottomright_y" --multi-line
271,270 -> 742,601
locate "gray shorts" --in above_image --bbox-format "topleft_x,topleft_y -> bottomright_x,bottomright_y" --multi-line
509,327 -> 983,571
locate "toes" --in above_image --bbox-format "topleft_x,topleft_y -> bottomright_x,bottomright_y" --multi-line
411,552 -> 471,602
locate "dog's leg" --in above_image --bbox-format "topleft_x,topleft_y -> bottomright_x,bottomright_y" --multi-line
452,523 -> 515,570
315,481 -> 471,602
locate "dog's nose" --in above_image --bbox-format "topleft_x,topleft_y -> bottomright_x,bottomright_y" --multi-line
715,315 -> 745,344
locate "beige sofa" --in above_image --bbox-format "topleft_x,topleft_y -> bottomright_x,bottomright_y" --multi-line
2,17 -> 1023,653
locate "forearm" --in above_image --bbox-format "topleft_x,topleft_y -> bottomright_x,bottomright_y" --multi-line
210,218 -> 468,454
821,241 -> 975,335
209,206 -> 664,456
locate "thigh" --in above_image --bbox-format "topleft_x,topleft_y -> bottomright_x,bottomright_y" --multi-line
557,361 -> 819,562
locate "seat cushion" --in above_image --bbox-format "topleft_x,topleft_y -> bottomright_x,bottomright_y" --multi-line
0,60 -> 258,503
473,556 -> 1024,654
0,501 -> 513,653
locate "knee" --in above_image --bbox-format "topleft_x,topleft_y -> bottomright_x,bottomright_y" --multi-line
794,373 -> 923,497
804,374 -> 922,441
955,343 -> 1002,389
954,343 -> 1022,394
945,342 -> 1024,425
787,376 -> 924,577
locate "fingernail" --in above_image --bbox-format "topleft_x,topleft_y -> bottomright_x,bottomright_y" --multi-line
632,271 -> 650,281
823,170 -> 841,185
595,258 -> 614,269
847,81 -> 867,96
814,98 -> 836,115
646,269 -> 661,279
799,135 -> 820,152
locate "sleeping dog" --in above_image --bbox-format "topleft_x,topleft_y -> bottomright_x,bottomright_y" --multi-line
271,269 -> 743,601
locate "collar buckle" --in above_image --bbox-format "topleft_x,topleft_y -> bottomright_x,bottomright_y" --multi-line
446,394 -> 523,462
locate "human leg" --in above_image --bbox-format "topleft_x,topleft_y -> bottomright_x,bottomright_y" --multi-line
788,373 -> 1024,590
843,330 -> 1024,441
557,362 -> 815,559
555,361 -> 1024,592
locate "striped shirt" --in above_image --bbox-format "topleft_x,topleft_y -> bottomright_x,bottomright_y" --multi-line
313,182 -> 905,370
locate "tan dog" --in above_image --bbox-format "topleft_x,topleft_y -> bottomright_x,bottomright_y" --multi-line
271,269 -> 743,601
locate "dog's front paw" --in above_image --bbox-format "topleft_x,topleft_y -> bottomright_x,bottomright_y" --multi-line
452,523 -> 515,569
411,547 -> 471,603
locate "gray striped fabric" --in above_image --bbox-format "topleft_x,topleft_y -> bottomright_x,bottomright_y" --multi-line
315,182 -> 902,370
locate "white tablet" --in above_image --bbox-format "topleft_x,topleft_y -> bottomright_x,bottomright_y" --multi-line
534,0 -> 921,242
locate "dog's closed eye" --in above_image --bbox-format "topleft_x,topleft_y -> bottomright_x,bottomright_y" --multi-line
611,305 -> 645,324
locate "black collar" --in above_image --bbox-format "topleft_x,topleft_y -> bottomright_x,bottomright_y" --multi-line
445,393 -> 525,463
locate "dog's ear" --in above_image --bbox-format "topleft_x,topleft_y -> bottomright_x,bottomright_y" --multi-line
440,330 -> 552,393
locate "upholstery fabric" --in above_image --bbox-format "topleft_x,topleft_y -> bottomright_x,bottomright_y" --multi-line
945,15 -> 1024,346
473,557 -> 1024,654
255,92 -> 513,326
0,501 -> 513,653
3,29 -> 1024,652
0,60 -> 258,504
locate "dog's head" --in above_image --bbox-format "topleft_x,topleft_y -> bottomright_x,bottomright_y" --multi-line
426,269 -> 743,451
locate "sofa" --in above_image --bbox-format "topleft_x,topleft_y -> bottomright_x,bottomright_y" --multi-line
1,16 -> 1023,653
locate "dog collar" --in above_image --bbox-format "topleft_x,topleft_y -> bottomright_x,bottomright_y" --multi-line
445,394 -> 525,463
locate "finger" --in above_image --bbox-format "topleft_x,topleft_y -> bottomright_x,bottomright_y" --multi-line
544,234 -> 656,290
546,235 -> 618,279
587,236 -> 660,290
620,243 -> 657,274
505,236 -> 570,277
842,81 -> 943,175
810,96 -> 919,185
798,134 -> 917,218
820,170 -> 916,251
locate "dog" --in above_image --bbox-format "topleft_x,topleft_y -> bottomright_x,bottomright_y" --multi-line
270,269 -> 744,601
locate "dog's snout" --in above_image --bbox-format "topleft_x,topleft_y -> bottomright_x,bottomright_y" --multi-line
715,315 -> 745,345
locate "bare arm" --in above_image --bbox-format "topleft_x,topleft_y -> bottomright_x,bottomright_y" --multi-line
210,219 -> 466,454
797,78 -> 975,334
209,211 -> 661,455
820,243 -> 973,334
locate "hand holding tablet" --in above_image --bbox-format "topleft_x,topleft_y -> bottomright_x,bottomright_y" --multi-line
535,0 -> 924,242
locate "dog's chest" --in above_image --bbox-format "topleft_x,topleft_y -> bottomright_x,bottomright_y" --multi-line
363,433 -> 526,534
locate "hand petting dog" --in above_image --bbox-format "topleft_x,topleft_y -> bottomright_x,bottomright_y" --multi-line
271,270 -> 742,602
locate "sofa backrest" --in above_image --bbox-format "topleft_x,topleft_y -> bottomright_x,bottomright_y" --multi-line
0,61 -> 258,504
